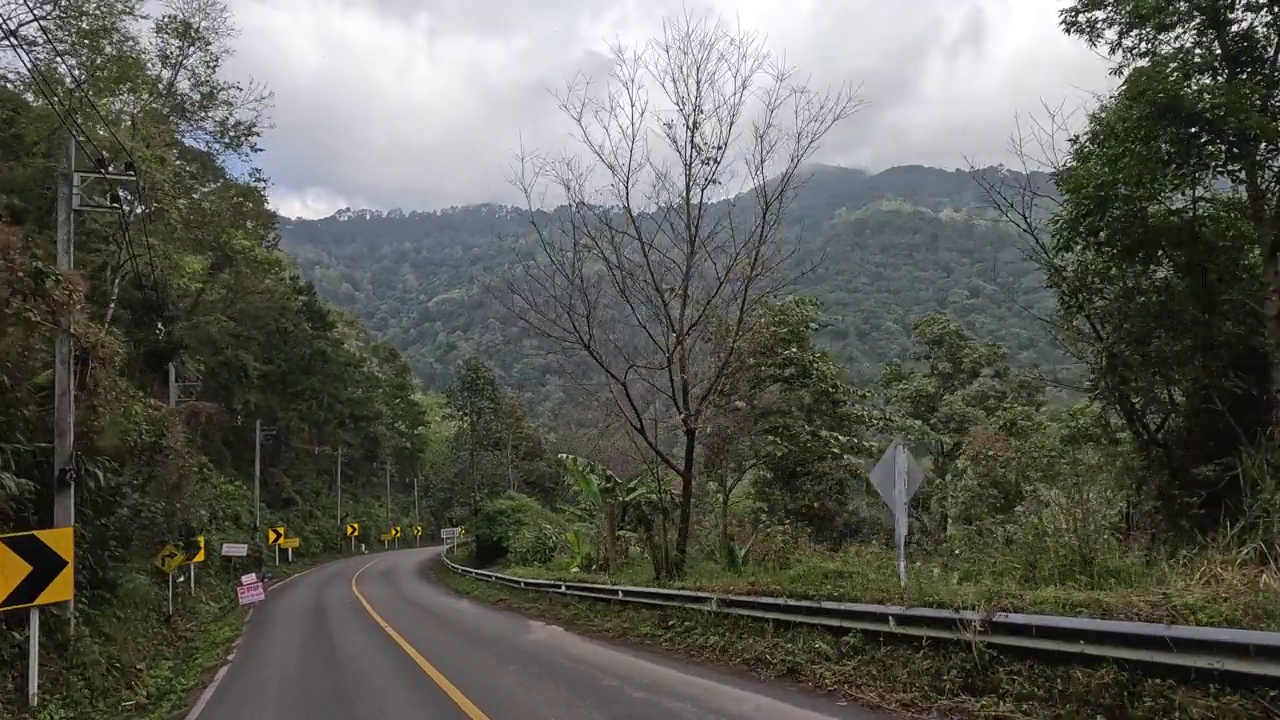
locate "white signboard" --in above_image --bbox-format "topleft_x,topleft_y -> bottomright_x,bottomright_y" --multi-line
221,542 -> 249,557
239,572 -> 258,586
440,527 -> 460,539
237,581 -> 265,605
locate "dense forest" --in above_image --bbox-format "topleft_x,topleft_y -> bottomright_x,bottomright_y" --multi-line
280,164 -> 1070,422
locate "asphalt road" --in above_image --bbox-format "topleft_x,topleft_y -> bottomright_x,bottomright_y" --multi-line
190,547 -> 889,720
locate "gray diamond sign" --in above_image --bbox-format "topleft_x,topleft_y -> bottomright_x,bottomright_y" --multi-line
867,441 -> 925,586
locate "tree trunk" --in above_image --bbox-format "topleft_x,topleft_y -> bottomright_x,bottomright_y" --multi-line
718,481 -> 731,564
673,429 -> 697,576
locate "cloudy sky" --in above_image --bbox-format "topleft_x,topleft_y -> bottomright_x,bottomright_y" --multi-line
219,0 -> 1115,219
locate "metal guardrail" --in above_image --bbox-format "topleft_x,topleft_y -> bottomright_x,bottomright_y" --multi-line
442,556 -> 1280,678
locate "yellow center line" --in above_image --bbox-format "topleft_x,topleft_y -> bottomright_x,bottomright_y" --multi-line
351,557 -> 492,720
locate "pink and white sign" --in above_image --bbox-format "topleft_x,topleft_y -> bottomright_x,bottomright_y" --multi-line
240,572 -> 258,586
237,581 -> 266,605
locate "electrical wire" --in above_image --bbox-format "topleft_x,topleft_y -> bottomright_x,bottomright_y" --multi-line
19,0 -> 136,168
0,14 -> 103,161
14,3 -> 158,289
1,11 -> 165,313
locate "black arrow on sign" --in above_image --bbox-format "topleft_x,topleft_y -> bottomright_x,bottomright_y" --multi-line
268,528 -> 284,544
1,534 -> 69,608
161,549 -> 180,565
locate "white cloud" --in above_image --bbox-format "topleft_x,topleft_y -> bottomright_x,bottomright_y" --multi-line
221,0 -> 1115,218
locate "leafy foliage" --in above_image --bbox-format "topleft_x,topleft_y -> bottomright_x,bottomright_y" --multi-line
0,2 -> 531,713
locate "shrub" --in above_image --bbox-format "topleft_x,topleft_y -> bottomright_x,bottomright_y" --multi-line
470,492 -> 565,567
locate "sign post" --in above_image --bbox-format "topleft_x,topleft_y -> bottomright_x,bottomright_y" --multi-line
0,528 -> 75,708
345,523 -> 359,553
440,527 -> 460,553
189,535 -> 205,593
154,544 -> 186,615
867,441 -> 926,586
281,537 -> 300,562
267,526 -> 285,565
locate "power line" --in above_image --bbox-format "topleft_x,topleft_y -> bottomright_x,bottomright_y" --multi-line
13,3 -> 157,287
1,12 -> 164,312
18,0 -> 136,168
0,14 -> 103,161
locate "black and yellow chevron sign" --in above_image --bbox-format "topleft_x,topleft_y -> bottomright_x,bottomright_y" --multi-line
391,526 -> 401,539
344,523 -> 359,538
267,526 -> 286,546
0,528 -> 74,612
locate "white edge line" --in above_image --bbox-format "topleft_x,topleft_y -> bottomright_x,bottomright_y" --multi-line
181,561 -> 327,720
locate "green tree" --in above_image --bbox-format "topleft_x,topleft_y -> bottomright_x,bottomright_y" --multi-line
880,311 -> 1045,537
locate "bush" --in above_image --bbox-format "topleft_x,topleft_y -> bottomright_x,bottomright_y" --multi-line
470,492 -> 565,567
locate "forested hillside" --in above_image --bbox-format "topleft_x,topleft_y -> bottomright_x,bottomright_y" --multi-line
280,164 -> 1067,418
0,2 -> 558,716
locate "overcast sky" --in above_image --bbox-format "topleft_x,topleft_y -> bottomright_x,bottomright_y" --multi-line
220,0 -> 1115,219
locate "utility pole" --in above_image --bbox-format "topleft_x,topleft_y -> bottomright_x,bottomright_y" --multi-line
385,462 -> 391,523
336,447 -> 343,533
254,420 -> 262,531
39,129 -> 135,708
413,475 -> 419,525
168,363 -> 178,407
53,129 -> 75,541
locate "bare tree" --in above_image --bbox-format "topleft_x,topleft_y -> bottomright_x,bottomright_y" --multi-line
505,10 -> 862,577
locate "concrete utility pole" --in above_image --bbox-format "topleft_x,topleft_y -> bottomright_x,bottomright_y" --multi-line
53,130 -> 75,538
385,462 -> 391,523
254,420 -> 262,531
168,363 -> 178,408
41,124 -> 135,708
336,447 -> 343,532
413,475 -> 419,524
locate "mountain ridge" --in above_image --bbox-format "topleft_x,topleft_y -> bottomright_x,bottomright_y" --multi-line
277,163 -> 1064,420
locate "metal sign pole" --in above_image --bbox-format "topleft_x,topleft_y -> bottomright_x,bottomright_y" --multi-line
167,572 -> 174,616
27,608 -> 39,706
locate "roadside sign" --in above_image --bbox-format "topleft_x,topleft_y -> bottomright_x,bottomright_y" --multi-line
867,441 -> 926,587
221,543 -> 249,557
440,527 -> 460,540
0,528 -> 74,612
412,526 -> 423,538
154,544 -> 185,574
344,523 -> 359,538
391,526 -> 401,539
280,538 -> 300,549
190,535 -> 206,563
378,531 -> 394,542
240,573 -> 258,586
266,526 -> 285,546
237,581 -> 265,605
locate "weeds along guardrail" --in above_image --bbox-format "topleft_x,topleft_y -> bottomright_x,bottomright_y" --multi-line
442,556 -> 1280,678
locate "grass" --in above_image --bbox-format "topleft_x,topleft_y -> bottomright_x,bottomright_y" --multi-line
498,541 -> 1280,632
436,553 -> 1280,719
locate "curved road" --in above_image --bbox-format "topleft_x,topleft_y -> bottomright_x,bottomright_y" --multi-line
190,547 -> 887,720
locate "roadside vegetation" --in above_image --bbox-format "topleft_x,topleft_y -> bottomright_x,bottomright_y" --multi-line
6,0 -> 1280,719
439,3 -> 1280,718
0,2 -> 556,717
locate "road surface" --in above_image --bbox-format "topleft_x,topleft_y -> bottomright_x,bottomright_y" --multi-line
190,547 -> 888,720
